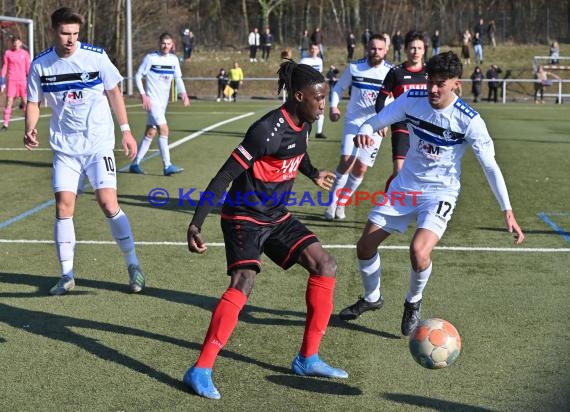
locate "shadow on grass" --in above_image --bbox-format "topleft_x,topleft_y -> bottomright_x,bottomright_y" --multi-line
382,393 -> 495,411
0,159 -> 52,168
0,272 -> 399,388
266,375 -> 362,396
0,272 -> 398,339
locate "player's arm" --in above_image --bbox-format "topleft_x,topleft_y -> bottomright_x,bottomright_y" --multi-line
356,91 -> 407,148
106,84 -> 137,161
188,129 -> 266,253
329,66 -> 351,121
135,56 -> 151,110
299,152 -> 335,190
468,120 -> 525,245
24,65 -> 41,150
24,101 -> 40,150
174,61 -> 190,106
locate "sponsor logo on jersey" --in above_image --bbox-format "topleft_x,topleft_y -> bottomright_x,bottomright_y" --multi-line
417,139 -> 441,160
62,90 -> 85,105
237,144 -> 253,161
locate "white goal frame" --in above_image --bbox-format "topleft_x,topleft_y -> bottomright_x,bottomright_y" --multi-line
0,15 -> 34,58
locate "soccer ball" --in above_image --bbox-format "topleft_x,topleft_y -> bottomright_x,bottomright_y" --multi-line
409,318 -> 461,369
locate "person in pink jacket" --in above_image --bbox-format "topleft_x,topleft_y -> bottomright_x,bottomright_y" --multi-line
1,36 -> 31,131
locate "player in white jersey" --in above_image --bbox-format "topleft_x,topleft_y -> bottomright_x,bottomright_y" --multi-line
129,32 -> 190,176
24,7 -> 145,295
325,34 -> 392,220
338,51 -> 525,335
300,43 -> 327,139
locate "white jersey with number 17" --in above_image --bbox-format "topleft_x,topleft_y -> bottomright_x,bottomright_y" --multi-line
359,89 -> 512,211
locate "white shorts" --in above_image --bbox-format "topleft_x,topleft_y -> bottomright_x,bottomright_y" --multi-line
368,192 -> 457,239
146,103 -> 167,126
340,121 -> 382,167
52,150 -> 117,194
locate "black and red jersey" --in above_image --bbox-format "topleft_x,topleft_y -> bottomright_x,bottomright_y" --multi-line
375,63 -> 428,135
375,63 -> 428,113
190,106 -> 320,228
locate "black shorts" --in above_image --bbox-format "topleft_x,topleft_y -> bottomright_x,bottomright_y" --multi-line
391,121 -> 410,160
221,213 -> 319,274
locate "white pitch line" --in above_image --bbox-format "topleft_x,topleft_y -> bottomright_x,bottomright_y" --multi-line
0,239 -> 568,252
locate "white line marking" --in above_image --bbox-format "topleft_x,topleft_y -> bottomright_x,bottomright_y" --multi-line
0,112 -> 255,228
0,239 -> 567,252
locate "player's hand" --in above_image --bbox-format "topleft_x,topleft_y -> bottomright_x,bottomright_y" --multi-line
353,133 -> 375,148
314,170 -> 336,191
504,210 -> 525,245
187,224 -> 207,253
180,93 -> 190,107
121,130 -> 137,160
329,107 -> 341,122
141,95 -> 152,111
23,129 -> 39,150
378,127 -> 388,137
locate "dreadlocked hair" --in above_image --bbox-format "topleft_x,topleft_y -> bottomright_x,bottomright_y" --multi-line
277,59 -> 325,97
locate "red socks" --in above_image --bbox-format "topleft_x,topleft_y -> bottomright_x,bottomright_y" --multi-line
300,275 -> 336,357
195,288 -> 247,368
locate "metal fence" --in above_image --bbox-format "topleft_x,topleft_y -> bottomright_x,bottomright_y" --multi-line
122,77 -> 570,105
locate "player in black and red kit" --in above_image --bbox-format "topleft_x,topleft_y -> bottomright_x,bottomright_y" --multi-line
375,30 -> 427,191
183,60 -> 347,400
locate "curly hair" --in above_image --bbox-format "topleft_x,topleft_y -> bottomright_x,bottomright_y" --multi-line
426,51 -> 463,79
277,59 -> 325,97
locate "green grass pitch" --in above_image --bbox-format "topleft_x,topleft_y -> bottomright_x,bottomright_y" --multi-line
0,99 -> 569,411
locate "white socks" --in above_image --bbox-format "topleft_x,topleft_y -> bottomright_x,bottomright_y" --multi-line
345,172 -> 363,194
106,209 -> 138,266
158,135 -> 171,167
316,114 -> 324,134
329,171 -> 349,209
135,136 -> 152,164
406,262 -> 433,303
55,217 -> 75,278
359,253 -> 381,302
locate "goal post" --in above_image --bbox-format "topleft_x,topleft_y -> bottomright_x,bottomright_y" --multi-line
0,16 -> 34,58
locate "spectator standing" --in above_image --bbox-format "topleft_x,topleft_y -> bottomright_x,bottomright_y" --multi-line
24,7 -> 145,295
423,31 -> 430,57
216,68 -> 228,102
487,20 -> 496,48
346,32 -> 356,61
534,64 -> 560,104
549,41 -> 560,65
326,64 -> 339,101
474,18 -> 485,44
431,30 -> 441,56
299,29 -> 310,58
300,43 -> 326,138
311,27 -> 325,60
486,64 -> 502,103
182,29 -> 195,61
228,61 -> 244,102
1,36 -> 30,131
261,27 -> 273,61
461,29 -> 471,65
392,30 -> 404,62
361,28 -> 371,56
129,32 -> 190,176
473,32 -> 483,64
248,27 -> 260,62
470,66 -> 484,102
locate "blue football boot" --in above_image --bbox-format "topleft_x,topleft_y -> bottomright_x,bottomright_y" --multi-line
291,353 -> 348,378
